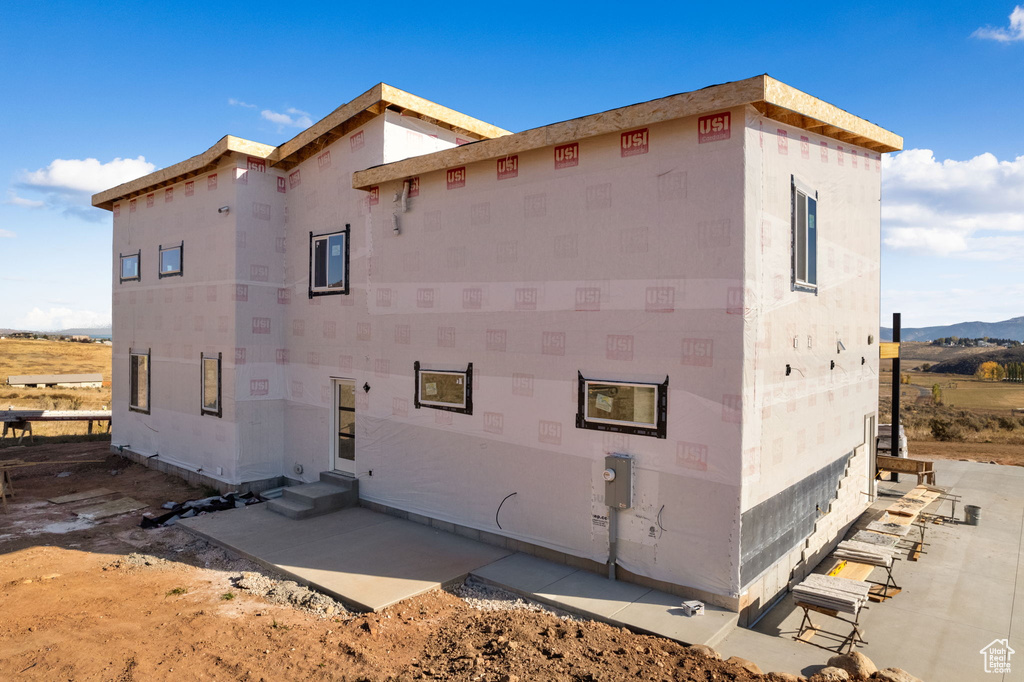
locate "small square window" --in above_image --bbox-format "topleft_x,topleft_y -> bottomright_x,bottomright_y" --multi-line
576,373 -> 667,438
129,349 -> 150,414
414,361 -> 472,414
159,243 -> 183,278
201,352 -> 222,417
309,226 -> 349,297
792,176 -> 817,292
120,251 -> 141,282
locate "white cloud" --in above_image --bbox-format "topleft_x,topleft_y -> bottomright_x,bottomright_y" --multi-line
882,282 -> 1024,327
3,190 -> 44,208
228,98 -> 257,109
0,229 -> 15,238
21,156 -> 155,194
261,108 -> 313,129
13,156 -> 155,222
973,5 -> 1024,42
881,149 -> 1024,259
15,307 -> 110,332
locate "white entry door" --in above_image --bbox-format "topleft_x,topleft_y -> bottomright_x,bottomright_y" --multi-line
332,379 -> 355,475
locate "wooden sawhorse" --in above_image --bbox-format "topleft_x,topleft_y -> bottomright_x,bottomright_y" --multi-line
795,601 -> 867,653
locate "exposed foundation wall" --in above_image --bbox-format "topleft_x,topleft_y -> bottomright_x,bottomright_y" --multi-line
111,159 -> 243,483
736,105 -> 882,592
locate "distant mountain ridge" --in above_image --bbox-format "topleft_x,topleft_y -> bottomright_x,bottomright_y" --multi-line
59,326 -> 112,337
881,316 -> 1024,342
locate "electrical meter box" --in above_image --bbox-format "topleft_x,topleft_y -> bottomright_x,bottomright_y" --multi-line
603,454 -> 634,509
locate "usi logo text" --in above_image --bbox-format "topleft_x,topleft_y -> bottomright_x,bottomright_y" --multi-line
486,329 -> 507,352
539,420 -> 562,445
497,156 -> 518,180
620,128 -> 649,157
446,167 -> 466,189
681,338 -> 714,366
606,335 -> 634,361
698,111 -> 731,143
512,373 -> 534,397
554,143 -> 579,169
645,286 -> 675,313
484,412 -> 504,435
515,287 -> 538,311
416,288 -> 436,308
542,331 -> 565,356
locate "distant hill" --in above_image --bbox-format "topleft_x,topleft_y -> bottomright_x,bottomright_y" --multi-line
881,316 -> 1024,342
929,346 -> 1024,375
59,326 -> 112,338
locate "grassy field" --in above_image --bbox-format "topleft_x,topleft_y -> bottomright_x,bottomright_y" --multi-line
0,338 -> 112,438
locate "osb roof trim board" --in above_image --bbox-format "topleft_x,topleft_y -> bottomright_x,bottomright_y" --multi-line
92,83 -> 510,211
92,135 -> 275,210
351,75 -> 903,190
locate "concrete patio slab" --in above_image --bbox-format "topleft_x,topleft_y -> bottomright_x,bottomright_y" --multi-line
472,553 -> 738,646
180,505 -> 509,612
716,459 -> 1024,682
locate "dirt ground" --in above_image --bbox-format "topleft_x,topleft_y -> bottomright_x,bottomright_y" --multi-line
907,439 -> 1024,467
0,442 -> 780,681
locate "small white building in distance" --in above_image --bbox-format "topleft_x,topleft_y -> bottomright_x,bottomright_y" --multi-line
8,374 -> 104,388
92,75 -> 902,624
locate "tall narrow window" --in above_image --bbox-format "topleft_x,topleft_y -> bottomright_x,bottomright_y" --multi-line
129,349 -> 150,414
120,250 -> 141,282
201,352 -> 222,417
576,373 -> 668,438
792,177 -> 817,291
159,242 -> 183,278
414,361 -> 473,414
309,226 -> 350,296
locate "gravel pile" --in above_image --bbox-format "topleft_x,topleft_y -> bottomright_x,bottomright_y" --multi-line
104,553 -> 171,570
234,571 -> 348,617
454,578 -> 575,619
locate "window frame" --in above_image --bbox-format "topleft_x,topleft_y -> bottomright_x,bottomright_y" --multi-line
201,352 -> 222,418
791,176 -> 818,293
129,348 -> 151,414
309,225 -> 350,297
414,361 -> 473,415
158,241 -> 184,279
576,372 -> 668,439
120,250 -> 141,283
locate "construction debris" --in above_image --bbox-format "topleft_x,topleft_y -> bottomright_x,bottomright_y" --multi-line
140,491 -> 263,528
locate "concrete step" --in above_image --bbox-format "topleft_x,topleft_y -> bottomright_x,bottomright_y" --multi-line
320,470 -> 359,494
266,496 -> 316,520
267,475 -> 359,520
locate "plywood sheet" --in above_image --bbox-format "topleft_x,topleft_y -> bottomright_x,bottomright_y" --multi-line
48,488 -> 114,504
75,497 -> 146,520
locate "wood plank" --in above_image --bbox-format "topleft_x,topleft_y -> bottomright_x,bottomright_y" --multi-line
75,497 -> 147,520
48,488 -> 115,504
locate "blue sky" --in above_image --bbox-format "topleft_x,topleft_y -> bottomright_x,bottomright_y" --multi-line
2,1 -> 1022,330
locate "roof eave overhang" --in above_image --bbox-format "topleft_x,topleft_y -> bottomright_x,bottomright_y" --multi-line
91,83 -> 512,212
351,74 -> 903,191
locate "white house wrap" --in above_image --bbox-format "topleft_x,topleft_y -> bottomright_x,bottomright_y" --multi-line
93,75 -> 901,623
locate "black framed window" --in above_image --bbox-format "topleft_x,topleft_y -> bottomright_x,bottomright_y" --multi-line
792,176 -> 818,292
309,225 -> 350,297
576,372 -> 667,438
120,250 -> 141,282
129,349 -> 151,414
414,361 -> 472,415
201,352 -> 222,417
159,242 -> 183,278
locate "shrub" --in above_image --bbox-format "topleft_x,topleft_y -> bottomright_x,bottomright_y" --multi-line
930,419 -> 965,442
997,416 -> 1018,431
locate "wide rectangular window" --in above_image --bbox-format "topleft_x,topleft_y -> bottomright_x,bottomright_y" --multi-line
201,352 -> 221,417
159,242 -> 183,278
120,251 -> 141,282
792,177 -> 817,291
309,226 -> 350,296
129,349 -> 150,414
414,361 -> 472,414
576,373 -> 668,438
